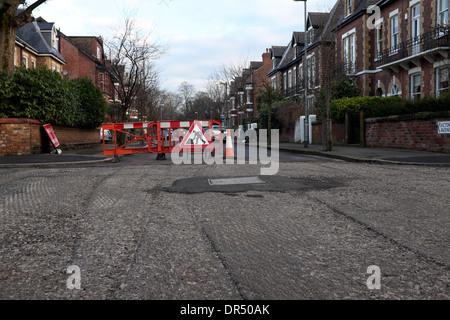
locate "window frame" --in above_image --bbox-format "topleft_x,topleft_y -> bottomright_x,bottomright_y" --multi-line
438,0 -> 449,26
436,67 -> 449,97
410,73 -> 422,100
390,14 -> 399,53
342,31 -> 356,73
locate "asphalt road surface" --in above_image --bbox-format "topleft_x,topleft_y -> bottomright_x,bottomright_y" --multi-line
0,149 -> 448,302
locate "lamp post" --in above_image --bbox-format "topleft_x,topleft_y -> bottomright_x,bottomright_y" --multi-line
294,0 -> 308,148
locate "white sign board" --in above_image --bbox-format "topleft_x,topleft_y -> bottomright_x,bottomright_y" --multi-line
438,121 -> 450,134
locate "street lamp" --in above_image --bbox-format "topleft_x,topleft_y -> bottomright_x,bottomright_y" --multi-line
293,0 -> 308,148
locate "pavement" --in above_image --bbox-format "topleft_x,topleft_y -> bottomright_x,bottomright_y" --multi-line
1,143 -> 450,167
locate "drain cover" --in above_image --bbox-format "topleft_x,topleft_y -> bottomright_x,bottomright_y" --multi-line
208,176 -> 266,186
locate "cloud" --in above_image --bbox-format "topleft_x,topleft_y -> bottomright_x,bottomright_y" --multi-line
33,0 -> 337,93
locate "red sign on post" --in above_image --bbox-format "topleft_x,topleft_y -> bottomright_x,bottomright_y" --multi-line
43,124 -> 62,154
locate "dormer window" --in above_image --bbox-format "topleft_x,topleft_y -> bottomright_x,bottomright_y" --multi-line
346,0 -> 353,16
97,46 -> 102,60
308,28 -> 314,45
51,26 -> 58,49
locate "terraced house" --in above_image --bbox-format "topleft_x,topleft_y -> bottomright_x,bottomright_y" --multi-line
335,0 -> 449,99
254,0 -> 448,143
267,0 -> 449,105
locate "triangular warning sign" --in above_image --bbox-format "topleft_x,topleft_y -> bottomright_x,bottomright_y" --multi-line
179,121 -> 212,150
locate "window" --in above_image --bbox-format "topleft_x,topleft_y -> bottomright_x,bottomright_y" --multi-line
307,55 -> 316,88
51,26 -> 58,49
410,73 -> 421,99
343,32 -> 356,73
308,28 -> 314,45
436,67 -> 449,97
288,70 -> 292,88
438,0 -> 449,26
390,14 -> 399,52
97,46 -> 102,60
411,4 -> 421,55
31,60 -> 36,69
391,84 -> 399,96
299,64 -> 303,84
114,83 -> 120,102
100,72 -> 105,91
271,76 -> 277,89
293,67 -> 297,86
21,56 -> 28,68
283,72 -> 287,90
376,25 -> 383,58
346,0 -> 353,16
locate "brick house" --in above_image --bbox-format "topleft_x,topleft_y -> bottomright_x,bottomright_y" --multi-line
58,33 -> 118,104
267,3 -> 346,112
14,17 -> 65,71
252,48 -> 273,112
334,0 -> 450,99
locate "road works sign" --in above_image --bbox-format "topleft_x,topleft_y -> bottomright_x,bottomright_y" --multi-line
43,124 -> 62,154
179,120 -> 212,151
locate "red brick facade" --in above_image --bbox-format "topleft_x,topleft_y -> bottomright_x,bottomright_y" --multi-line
59,33 -> 116,102
335,0 -> 449,100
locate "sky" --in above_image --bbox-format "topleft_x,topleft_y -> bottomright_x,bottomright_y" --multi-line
33,0 -> 336,93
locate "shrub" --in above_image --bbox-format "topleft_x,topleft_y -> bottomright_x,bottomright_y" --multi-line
330,93 -> 450,121
0,67 -> 106,128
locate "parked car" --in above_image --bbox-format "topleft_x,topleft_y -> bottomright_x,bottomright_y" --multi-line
100,129 -> 112,143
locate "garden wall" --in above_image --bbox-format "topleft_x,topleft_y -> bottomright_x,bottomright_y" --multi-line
0,118 -> 100,156
365,112 -> 450,152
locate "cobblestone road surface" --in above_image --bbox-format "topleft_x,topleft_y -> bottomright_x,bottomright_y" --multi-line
0,154 -> 448,300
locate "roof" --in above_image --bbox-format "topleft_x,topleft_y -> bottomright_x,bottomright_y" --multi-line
271,46 -> 286,59
335,0 -> 379,30
309,12 -> 329,28
292,32 -> 306,46
316,0 -> 346,43
16,21 -> 65,64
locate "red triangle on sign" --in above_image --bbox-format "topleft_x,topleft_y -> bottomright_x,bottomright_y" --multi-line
179,121 -> 212,150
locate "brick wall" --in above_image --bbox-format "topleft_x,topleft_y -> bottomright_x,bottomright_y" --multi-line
312,122 -> 346,145
366,112 -> 450,152
0,119 -> 43,156
52,126 -> 100,147
0,118 -> 100,156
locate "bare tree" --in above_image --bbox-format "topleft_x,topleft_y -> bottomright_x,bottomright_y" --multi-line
106,17 -> 165,122
315,41 -> 349,151
178,81 -> 196,117
156,89 -> 183,120
207,57 -> 249,123
0,0 -> 47,75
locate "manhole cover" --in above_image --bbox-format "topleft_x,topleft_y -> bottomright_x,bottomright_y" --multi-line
208,176 -> 266,186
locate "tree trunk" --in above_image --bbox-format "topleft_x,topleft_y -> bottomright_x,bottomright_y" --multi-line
0,9 -> 18,76
0,1 -> 47,75
324,95 -> 333,151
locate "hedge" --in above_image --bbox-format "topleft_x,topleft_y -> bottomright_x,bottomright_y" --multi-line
330,92 -> 450,122
0,67 -> 106,128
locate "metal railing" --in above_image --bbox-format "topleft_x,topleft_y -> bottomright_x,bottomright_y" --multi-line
376,27 -> 450,67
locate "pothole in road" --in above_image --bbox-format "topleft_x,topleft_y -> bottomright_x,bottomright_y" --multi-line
208,176 -> 266,186
163,175 -> 342,194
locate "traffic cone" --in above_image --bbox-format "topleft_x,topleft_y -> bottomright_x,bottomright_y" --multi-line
224,129 -> 235,158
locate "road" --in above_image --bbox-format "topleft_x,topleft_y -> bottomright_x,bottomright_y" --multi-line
0,149 -> 448,301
